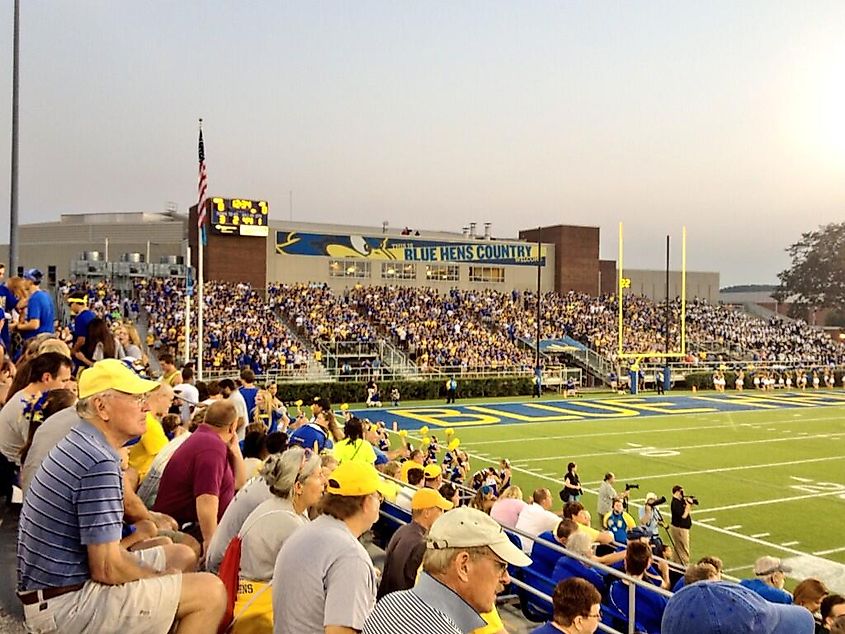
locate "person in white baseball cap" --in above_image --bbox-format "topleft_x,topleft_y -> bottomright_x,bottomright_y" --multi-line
739,555 -> 794,604
364,506 -> 531,633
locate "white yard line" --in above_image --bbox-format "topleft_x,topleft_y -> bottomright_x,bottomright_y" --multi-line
751,533 -> 771,539
723,524 -> 743,531
522,431 -> 845,462
580,455 -> 845,485
696,489 -> 845,513
467,412 -> 843,447
461,446 -> 828,562
781,541 -> 801,547
813,546 -> 845,556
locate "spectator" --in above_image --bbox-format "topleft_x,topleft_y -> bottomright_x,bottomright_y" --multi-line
332,416 -> 376,465
173,366 -> 199,424
233,446 -> 325,631
67,290 -> 96,369
11,271 -> 55,343
378,487 -> 454,599
608,541 -> 669,633
563,501 -> 613,545
364,506 -> 531,633
793,577 -> 828,623
395,466 -> 425,510
739,556 -> 794,604
530,577 -> 603,634
821,595 -> 845,633
17,358 -> 226,633
272,461 -> 393,634
423,463 -> 443,489
239,367 -> 259,419
399,449 -> 425,482
288,407 -> 336,453
604,497 -> 636,544
672,555 -> 723,592
158,353 -> 183,387
219,378 -> 249,442
552,531 -> 606,594
204,459 -> 277,574
515,488 -> 563,553
154,399 -> 247,552
490,485 -> 527,529
127,383 -> 174,485
0,351 -> 72,488
19,390 -> 79,496
662,581 -> 815,634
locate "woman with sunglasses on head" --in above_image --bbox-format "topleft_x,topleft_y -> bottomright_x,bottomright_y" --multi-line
232,447 -> 325,632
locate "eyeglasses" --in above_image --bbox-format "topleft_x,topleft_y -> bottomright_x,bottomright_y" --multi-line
479,553 -> 508,576
106,391 -> 148,406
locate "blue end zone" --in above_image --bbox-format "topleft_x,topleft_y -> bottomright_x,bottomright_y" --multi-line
351,391 -> 845,431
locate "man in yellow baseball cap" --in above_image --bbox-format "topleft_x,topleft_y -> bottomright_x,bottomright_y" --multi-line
378,488 -> 454,599
272,460 -> 397,634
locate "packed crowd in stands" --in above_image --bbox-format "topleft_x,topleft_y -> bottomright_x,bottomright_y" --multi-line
138,280 -> 845,378
140,279 -> 310,375
0,262 -> 843,633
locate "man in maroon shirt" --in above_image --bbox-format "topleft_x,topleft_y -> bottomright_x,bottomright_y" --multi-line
154,399 -> 247,557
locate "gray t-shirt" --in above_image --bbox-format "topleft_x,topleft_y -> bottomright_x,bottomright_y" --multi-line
205,476 -> 272,573
0,391 -> 32,465
273,514 -> 377,634
239,496 -> 308,581
20,406 -> 80,496
229,391 -> 250,441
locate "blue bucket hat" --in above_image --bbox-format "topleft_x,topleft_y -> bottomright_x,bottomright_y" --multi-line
662,581 -> 814,634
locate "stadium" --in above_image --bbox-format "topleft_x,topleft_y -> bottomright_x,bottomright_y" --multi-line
4,4 -> 845,634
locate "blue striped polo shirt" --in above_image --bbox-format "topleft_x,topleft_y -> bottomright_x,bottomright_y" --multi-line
17,418 -> 124,591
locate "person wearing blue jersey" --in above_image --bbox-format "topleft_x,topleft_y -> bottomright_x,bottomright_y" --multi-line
288,408 -> 335,453
10,271 -> 55,346
68,291 -> 96,369
238,367 -> 259,420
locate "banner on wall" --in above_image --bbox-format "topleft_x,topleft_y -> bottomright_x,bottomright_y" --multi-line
275,231 -> 546,266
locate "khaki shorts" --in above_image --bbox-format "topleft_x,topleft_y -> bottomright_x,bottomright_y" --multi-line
22,547 -> 181,634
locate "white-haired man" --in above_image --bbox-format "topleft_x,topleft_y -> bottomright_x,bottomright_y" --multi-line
364,506 -> 532,633
17,359 -> 225,634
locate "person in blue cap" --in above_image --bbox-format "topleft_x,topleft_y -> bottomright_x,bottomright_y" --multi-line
662,580 -> 814,634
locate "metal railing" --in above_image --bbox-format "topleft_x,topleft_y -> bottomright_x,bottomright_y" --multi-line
375,485 -> 675,634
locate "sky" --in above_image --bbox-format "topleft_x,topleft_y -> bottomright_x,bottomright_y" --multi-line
1,1 -> 845,287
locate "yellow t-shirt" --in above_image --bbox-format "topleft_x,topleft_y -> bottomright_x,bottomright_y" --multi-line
331,439 -> 376,465
471,608 -> 505,634
128,413 -> 169,481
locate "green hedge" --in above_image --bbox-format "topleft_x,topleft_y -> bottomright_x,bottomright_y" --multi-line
273,376 -> 534,405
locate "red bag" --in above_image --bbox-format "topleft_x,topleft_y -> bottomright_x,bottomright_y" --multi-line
217,535 -> 243,634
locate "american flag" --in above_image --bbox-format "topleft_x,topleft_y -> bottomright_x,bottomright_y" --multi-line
197,126 -> 208,245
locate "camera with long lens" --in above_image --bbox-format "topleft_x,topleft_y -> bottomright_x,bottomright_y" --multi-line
625,483 -> 640,492
685,495 -> 700,506
647,495 -> 667,507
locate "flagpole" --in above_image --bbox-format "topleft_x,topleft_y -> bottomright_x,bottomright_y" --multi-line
185,244 -> 191,366
198,226 -> 204,380
196,118 -> 207,382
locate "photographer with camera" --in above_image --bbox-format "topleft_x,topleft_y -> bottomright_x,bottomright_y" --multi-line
597,472 -> 631,522
670,484 -> 696,565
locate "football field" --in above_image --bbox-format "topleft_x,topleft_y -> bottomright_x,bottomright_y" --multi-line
365,390 -> 845,590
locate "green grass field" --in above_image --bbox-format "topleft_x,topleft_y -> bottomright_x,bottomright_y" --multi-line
387,394 -> 845,588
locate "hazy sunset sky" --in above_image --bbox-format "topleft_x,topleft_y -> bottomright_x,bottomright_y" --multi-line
1,1 -> 845,286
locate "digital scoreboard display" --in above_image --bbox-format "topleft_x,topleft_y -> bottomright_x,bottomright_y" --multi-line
210,197 -> 269,237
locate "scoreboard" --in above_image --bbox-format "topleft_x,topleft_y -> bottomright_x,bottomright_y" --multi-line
209,197 -> 269,237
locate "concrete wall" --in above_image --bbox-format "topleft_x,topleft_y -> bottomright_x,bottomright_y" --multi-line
625,269 -> 720,303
